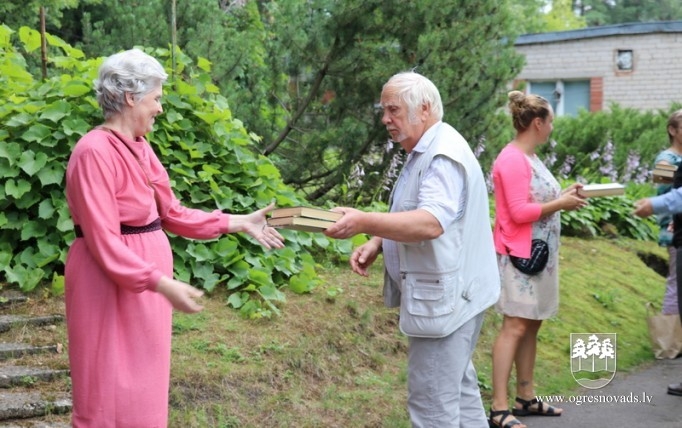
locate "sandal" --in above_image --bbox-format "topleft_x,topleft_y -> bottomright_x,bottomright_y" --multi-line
512,396 -> 562,417
489,408 -> 525,428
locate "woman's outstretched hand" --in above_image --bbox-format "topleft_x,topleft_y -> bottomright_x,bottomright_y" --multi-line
236,202 -> 285,249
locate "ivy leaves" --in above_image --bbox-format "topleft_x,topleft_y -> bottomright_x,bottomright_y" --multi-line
1,26 -> 338,316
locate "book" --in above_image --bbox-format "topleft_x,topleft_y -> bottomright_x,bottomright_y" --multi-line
653,169 -> 674,184
653,163 -> 676,184
578,183 -> 626,198
267,216 -> 337,232
269,206 -> 343,222
654,163 -> 677,171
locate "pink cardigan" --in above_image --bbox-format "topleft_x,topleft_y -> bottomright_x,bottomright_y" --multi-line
492,144 -> 543,258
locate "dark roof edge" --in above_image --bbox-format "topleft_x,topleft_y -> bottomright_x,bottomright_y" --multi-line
515,20 -> 682,45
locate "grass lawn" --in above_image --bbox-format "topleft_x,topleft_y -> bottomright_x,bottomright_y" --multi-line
0,236 -> 669,427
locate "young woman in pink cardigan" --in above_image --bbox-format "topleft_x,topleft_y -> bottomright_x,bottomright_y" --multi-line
488,91 -> 586,428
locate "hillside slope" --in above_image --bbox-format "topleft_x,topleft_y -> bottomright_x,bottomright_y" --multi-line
0,237 -> 668,427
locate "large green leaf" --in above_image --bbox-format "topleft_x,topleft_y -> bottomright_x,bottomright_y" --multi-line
38,199 -> 55,220
0,59 -> 33,83
0,24 -> 14,48
46,33 -> 86,59
6,112 -> 33,127
0,247 -> 11,270
18,150 -> 48,176
56,204 -> 74,232
39,100 -> 72,123
211,237 -> 239,258
18,27 -> 41,52
0,142 -> 21,164
21,220 -> 47,240
21,124 -> 52,143
63,118 -> 92,136
186,243 -> 213,262
62,81 -> 93,97
51,273 -> 65,296
37,164 -> 65,186
164,110 -> 184,124
14,191 -> 41,210
288,272 -> 316,294
193,262 -> 221,291
227,292 -> 248,309
5,178 -> 31,199
247,268 -> 272,287
257,284 -> 286,302
4,264 -> 44,291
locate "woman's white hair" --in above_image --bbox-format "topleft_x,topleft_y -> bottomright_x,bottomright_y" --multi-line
383,71 -> 444,122
94,48 -> 168,119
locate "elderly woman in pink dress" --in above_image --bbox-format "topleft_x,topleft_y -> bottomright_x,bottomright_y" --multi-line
64,48 -> 284,427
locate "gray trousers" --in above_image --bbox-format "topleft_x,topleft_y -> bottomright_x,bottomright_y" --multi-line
407,311 -> 488,428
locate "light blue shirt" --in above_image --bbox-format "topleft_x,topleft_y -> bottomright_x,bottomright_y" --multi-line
383,122 -> 466,283
651,188 -> 682,215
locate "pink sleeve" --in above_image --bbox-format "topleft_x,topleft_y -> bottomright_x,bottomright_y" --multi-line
67,147 -> 164,292
161,198 -> 230,238
146,147 -> 230,239
494,148 -> 543,224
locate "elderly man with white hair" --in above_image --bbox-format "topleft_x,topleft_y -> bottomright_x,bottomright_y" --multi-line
325,71 -> 500,427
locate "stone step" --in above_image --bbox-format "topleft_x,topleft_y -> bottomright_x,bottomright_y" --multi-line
0,391 -> 71,421
0,292 -> 28,308
0,315 -> 64,334
0,344 -> 62,361
0,366 -> 69,389
0,422 -> 71,428
0,422 -> 70,428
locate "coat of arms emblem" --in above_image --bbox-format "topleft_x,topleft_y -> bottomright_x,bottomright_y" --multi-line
570,333 -> 617,389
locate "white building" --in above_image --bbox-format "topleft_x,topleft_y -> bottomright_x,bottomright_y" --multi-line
514,21 -> 682,116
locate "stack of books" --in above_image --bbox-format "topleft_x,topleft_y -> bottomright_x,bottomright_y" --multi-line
652,163 -> 677,184
577,183 -> 626,198
267,206 -> 343,232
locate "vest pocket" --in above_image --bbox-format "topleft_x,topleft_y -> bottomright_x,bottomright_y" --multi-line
403,272 -> 457,317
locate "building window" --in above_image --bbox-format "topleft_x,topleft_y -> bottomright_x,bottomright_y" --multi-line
527,80 -> 591,117
616,49 -> 633,71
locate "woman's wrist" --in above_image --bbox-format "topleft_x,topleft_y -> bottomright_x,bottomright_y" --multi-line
224,214 -> 232,234
371,236 -> 383,252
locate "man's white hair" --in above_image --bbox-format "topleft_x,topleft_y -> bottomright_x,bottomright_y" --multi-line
383,71 -> 444,123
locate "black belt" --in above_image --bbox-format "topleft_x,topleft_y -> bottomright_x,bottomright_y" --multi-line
74,218 -> 162,238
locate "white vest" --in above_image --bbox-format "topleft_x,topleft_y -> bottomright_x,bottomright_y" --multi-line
384,123 -> 500,338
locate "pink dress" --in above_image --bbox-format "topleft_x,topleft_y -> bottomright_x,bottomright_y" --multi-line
65,129 -> 230,427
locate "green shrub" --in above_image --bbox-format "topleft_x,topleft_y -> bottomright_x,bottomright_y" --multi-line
0,25 -> 344,317
548,104 -> 678,181
559,186 -> 657,241
482,104 -> 675,241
